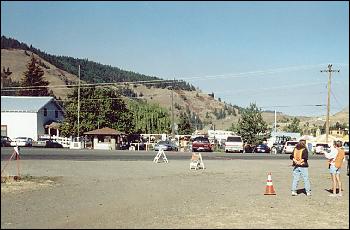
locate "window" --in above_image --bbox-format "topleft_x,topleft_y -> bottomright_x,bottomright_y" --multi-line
44,108 -> 47,116
55,110 -> 58,118
1,125 -> 7,136
227,136 -> 242,142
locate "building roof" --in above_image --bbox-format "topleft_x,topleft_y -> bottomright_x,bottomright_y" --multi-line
44,120 -> 61,129
84,127 -> 123,136
1,96 -> 56,112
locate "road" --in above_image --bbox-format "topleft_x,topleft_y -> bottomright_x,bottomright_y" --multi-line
0,147 -> 326,161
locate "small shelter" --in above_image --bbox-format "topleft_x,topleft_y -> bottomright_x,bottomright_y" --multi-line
84,127 -> 123,150
44,120 -> 61,136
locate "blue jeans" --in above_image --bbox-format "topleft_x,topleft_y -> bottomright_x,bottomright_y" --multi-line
291,167 -> 311,193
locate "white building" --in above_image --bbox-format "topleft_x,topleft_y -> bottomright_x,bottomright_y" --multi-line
1,96 -> 64,141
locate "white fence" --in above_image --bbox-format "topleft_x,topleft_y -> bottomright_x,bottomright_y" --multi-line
39,135 -> 71,148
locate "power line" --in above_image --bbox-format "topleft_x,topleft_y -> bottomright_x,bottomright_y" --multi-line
0,63 -> 331,91
178,63 -> 329,81
330,88 -> 344,111
1,79 -> 176,90
0,80 -> 325,95
260,104 -> 326,108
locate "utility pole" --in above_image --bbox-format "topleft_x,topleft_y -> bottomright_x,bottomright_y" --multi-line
320,64 -> 339,143
274,110 -> 277,134
171,78 -> 175,137
77,65 -> 81,138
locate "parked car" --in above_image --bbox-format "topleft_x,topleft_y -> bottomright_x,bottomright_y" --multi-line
10,137 -> 33,147
270,135 -> 292,154
282,141 -> 298,154
1,136 -> 12,147
46,140 -> 63,148
252,144 -> 271,153
32,138 -> 63,148
224,136 -> 244,153
192,136 -> 212,152
343,141 -> 349,156
244,144 -> 255,153
120,141 -> 130,150
314,143 -> 330,155
129,141 -> 146,150
32,138 -> 50,148
154,140 -> 178,151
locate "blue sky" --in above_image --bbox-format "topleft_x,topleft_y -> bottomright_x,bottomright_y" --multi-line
1,1 -> 349,117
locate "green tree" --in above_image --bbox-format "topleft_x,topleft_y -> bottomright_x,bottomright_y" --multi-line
18,54 -> 51,96
236,103 -> 270,145
178,112 -> 194,135
227,122 -> 239,133
283,117 -> 302,133
60,87 -> 134,137
128,100 -> 171,134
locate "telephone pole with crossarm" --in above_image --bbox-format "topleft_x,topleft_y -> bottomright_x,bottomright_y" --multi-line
320,64 -> 339,144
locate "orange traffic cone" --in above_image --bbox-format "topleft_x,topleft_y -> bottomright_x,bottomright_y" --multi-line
264,172 -> 276,195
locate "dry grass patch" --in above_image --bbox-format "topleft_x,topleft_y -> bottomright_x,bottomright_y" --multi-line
1,174 -> 62,193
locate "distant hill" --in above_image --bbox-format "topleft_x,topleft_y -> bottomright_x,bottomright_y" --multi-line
303,106 -> 349,127
1,49 -> 79,99
1,35 -> 195,91
1,47 -> 243,128
1,36 -> 348,131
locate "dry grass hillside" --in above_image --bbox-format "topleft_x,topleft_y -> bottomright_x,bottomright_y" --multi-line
131,84 -> 242,129
1,48 -> 348,131
1,49 -> 81,99
302,106 -> 349,127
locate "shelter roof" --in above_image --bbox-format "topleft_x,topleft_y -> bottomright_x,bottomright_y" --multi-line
44,121 -> 61,129
84,127 -> 123,136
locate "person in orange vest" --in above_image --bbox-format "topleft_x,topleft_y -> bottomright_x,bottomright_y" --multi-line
290,139 -> 311,196
324,140 -> 345,197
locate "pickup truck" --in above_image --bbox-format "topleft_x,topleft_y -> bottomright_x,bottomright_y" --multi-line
225,136 -> 243,153
192,136 -> 212,152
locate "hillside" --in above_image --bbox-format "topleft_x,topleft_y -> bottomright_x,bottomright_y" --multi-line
1,48 -> 348,131
302,106 -> 349,127
1,35 -> 195,91
1,47 -> 244,129
1,49 -> 80,99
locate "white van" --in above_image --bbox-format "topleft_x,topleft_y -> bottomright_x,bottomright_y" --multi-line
282,141 -> 298,154
225,136 -> 243,153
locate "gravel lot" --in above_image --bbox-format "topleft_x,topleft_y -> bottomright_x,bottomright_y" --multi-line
1,157 -> 349,229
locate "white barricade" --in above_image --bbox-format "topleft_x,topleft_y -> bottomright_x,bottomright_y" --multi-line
153,148 -> 168,163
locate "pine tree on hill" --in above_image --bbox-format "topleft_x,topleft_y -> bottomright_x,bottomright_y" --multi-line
18,54 -> 51,96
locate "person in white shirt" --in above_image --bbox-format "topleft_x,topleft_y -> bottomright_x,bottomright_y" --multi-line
324,141 -> 344,197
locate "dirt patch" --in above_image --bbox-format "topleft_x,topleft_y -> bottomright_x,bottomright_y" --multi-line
1,175 -> 62,193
